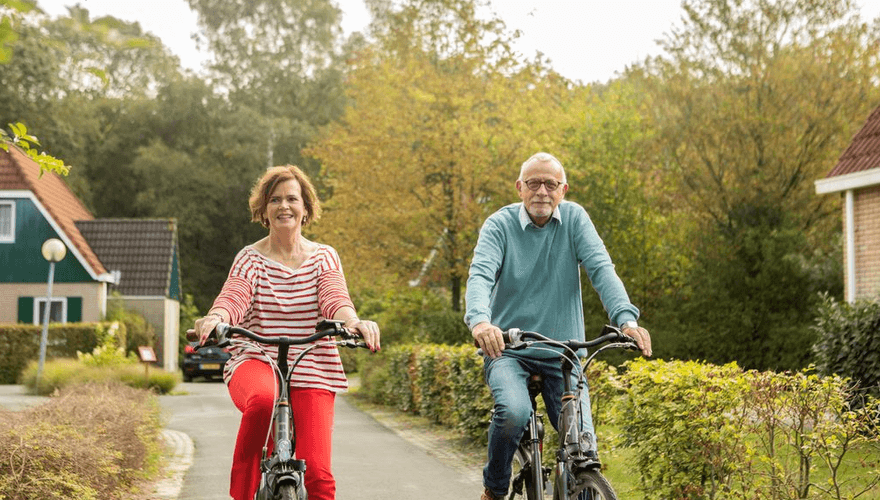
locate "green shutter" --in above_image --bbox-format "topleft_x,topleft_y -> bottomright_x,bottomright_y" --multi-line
67,297 -> 82,322
17,297 -> 33,323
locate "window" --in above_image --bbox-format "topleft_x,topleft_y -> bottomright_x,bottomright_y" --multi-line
33,297 -> 67,325
0,201 -> 13,243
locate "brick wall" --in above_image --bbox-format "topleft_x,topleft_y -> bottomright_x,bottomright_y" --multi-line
851,185 -> 880,300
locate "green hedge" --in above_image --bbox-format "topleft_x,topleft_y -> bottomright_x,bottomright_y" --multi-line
358,343 -> 494,444
612,358 -> 880,499
812,293 -> 880,399
0,322 -> 126,384
359,345 -> 880,499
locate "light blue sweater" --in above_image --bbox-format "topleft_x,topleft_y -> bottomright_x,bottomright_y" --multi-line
464,201 -> 639,357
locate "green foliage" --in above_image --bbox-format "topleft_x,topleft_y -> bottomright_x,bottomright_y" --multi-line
308,0 -> 577,307
105,295 -> 157,356
20,357 -> 179,396
675,213 -> 826,370
624,0 -> 878,369
0,382 -> 163,500
77,327 -> 138,368
812,294 -> 880,399
358,342 -> 492,445
353,286 -> 471,346
616,359 -> 752,499
178,292 -> 201,364
614,358 -> 880,500
0,322 -> 120,384
0,122 -> 69,175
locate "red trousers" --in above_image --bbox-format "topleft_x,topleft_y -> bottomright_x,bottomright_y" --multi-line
227,359 -> 336,500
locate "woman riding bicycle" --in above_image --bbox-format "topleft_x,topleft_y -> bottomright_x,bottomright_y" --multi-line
465,152 -> 651,500
190,165 -> 380,500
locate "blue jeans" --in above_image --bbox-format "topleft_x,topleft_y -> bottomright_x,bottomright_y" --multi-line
483,352 -> 596,498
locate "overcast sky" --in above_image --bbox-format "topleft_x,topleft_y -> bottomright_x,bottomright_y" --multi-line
35,0 -> 880,84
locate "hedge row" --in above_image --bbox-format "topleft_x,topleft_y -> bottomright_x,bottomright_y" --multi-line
0,322 -> 126,384
356,344 -> 619,448
358,344 -> 495,444
358,346 -> 880,499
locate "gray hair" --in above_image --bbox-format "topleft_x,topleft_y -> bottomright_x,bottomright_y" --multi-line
519,152 -> 567,183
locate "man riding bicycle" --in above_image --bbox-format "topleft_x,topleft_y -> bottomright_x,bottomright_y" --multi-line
465,152 -> 652,500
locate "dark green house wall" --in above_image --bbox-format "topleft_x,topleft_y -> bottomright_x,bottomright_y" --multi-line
0,197 -> 94,283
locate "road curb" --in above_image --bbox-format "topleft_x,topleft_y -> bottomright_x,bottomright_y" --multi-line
152,429 -> 195,499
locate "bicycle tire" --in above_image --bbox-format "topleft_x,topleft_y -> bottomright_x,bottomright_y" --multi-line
552,469 -> 617,500
510,448 -> 543,499
277,482 -> 306,500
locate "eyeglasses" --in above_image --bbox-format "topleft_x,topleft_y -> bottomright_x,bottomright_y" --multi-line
523,178 -> 563,191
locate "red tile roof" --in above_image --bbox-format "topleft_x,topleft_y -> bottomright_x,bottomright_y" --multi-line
0,146 -> 108,277
826,103 -> 880,178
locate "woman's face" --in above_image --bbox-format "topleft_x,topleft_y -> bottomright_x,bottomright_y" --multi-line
265,178 -> 306,233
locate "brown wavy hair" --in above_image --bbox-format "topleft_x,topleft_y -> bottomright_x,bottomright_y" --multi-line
248,165 -> 322,227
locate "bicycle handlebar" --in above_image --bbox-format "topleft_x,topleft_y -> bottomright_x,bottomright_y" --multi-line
476,324 -> 640,354
207,319 -> 367,349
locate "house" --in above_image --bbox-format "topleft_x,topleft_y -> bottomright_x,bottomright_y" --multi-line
815,103 -> 880,303
0,146 -> 180,372
76,219 -> 181,372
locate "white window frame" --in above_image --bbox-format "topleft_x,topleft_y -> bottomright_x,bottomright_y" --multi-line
33,297 -> 68,325
0,200 -> 14,243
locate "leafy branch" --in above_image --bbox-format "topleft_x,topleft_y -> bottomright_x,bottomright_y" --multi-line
0,122 -> 70,177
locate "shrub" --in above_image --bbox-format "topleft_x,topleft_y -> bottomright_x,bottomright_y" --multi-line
106,295 -> 156,356
0,322 -> 123,384
615,358 -> 751,499
20,357 -> 180,396
613,358 -> 880,500
0,382 -> 163,499
811,293 -> 880,399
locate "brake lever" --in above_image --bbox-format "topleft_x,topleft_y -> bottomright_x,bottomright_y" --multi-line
620,334 -> 640,351
205,322 -> 232,348
339,339 -> 369,349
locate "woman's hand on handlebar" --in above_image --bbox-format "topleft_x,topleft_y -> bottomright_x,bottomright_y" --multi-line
187,312 -> 225,346
344,318 -> 381,352
472,322 -> 505,358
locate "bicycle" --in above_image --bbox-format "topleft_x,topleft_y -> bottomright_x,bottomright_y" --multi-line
482,325 -> 638,500
204,319 -> 369,500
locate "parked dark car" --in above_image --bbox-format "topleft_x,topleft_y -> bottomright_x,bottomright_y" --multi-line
182,342 -> 230,382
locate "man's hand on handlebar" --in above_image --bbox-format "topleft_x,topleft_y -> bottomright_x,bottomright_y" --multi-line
622,324 -> 652,357
472,322 -> 505,358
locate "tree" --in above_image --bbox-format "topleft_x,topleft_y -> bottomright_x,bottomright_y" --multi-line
631,0 -> 880,368
307,0 -> 578,310
185,0 -> 348,173
640,0 -> 880,239
560,80 -> 691,350
0,0 -> 68,174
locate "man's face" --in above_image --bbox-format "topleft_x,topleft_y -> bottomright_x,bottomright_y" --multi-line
516,160 -> 568,227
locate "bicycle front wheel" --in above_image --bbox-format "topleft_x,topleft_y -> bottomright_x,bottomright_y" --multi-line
552,469 -> 617,500
511,448 -> 543,500
277,482 -> 306,500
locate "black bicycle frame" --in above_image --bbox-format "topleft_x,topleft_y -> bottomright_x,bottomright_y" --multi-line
257,342 -> 307,498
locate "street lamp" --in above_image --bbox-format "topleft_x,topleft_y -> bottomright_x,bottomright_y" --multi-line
37,238 -> 66,386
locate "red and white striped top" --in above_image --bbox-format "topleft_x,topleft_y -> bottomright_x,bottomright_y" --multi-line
212,245 -> 356,392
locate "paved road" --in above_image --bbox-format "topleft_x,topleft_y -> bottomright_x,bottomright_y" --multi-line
160,381 -> 483,500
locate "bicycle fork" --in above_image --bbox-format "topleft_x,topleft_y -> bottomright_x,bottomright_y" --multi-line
554,357 -> 597,499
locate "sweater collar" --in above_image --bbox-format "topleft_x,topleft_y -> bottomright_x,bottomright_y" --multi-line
518,203 -> 562,230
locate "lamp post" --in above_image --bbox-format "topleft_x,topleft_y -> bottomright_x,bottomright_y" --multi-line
37,238 -> 66,386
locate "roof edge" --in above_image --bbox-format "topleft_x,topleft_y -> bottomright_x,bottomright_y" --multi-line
815,167 -> 880,194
